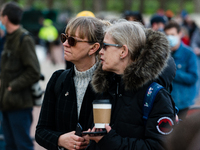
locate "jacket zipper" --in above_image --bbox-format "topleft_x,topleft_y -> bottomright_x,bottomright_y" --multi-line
116,82 -> 119,96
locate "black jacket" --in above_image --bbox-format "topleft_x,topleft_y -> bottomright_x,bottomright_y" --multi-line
35,67 -> 96,150
87,29 -> 176,150
0,27 -> 40,111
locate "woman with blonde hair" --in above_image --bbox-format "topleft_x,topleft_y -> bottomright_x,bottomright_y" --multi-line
35,16 -> 107,150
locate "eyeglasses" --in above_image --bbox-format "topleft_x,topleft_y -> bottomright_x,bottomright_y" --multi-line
102,43 -> 123,50
60,33 -> 93,46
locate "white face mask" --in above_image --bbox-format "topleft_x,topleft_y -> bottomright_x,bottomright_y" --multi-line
167,35 -> 179,48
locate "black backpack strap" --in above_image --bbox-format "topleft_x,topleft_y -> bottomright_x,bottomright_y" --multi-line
54,69 -> 70,98
20,32 -> 29,45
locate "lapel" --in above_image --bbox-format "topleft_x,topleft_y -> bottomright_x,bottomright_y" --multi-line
59,68 -> 78,126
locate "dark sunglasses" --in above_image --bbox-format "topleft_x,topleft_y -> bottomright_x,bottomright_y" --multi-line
102,43 -> 123,50
60,33 -> 93,46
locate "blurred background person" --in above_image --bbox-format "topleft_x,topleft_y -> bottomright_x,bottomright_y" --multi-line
0,21 -> 6,65
0,2 -> 41,150
166,111 -> 200,150
150,14 -> 167,32
165,10 -> 174,21
38,18 -> 59,65
181,26 -> 190,46
0,20 -> 6,150
181,11 -> 198,43
123,10 -> 145,25
190,23 -> 200,99
164,21 -> 198,120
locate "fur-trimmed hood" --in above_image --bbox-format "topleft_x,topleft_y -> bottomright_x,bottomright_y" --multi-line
92,28 -> 171,93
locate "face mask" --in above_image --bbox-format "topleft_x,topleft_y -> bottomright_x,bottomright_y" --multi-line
167,35 -> 179,47
158,27 -> 164,32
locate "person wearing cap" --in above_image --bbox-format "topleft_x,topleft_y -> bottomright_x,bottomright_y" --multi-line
123,10 -> 145,25
76,11 -> 95,18
165,10 -> 174,21
150,14 -> 167,32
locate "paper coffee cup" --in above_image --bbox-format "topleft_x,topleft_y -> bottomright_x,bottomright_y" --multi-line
93,99 -> 112,128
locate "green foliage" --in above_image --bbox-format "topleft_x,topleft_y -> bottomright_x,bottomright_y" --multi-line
144,0 -> 159,14
71,0 -> 94,13
32,1 -> 47,9
184,1 -> 194,13
5,0 -> 196,15
107,0 -> 124,12
130,0 -> 160,14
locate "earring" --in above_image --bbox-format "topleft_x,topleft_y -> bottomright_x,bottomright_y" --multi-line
120,56 -> 122,59
88,54 -> 91,57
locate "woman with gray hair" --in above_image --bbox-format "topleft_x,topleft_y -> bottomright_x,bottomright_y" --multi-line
86,20 -> 176,150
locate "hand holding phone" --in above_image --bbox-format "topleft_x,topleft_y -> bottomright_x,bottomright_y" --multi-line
75,123 -> 83,136
82,130 -> 107,136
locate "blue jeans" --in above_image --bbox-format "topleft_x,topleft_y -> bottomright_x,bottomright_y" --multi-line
2,108 -> 34,150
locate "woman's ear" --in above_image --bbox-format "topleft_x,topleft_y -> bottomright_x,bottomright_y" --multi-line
88,43 -> 100,56
120,45 -> 129,59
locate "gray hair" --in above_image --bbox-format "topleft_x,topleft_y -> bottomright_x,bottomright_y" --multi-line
105,20 -> 146,61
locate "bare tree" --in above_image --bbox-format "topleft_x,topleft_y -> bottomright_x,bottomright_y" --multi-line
81,0 -> 86,10
46,0 -> 54,9
158,0 -> 167,11
101,0 -> 107,11
177,0 -> 186,13
93,0 -> 102,13
0,0 -> 7,6
194,0 -> 200,13
139,0 -> 145,13
26,0 -> 35,8
124,0 -> 133,11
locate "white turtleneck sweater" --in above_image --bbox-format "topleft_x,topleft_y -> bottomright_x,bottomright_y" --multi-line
73,62 -> 97,118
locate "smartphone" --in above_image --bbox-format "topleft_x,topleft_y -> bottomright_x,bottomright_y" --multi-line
75,123 -> 83,136
82,130 -> 107,136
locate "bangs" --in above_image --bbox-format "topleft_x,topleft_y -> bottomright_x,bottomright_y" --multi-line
65,17 -> 94,41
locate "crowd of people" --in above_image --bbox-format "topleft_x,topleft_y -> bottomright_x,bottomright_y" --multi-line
1,1 -> 200,150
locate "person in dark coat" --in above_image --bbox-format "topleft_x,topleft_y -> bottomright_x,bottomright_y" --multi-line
35,17 -> 108,150
86,20 -> 176,150
0,2 -> 41,150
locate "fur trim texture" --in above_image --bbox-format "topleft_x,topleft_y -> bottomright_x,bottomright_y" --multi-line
92,29 -> 170,93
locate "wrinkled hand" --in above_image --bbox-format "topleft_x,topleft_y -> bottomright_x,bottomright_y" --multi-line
82,128 -> 91,143
87,124 -> 111,143
58,131 -> 89,150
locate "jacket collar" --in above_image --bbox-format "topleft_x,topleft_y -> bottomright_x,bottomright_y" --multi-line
172,42 -> 184,58
92,29 -> 171,93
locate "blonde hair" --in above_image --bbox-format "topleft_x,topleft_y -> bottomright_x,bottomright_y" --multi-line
105,20 -> 146,61
65,17 -> 109,53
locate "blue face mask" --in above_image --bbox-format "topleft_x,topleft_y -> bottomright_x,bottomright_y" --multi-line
167,35 -> 179,47
158,27 -> 164,32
